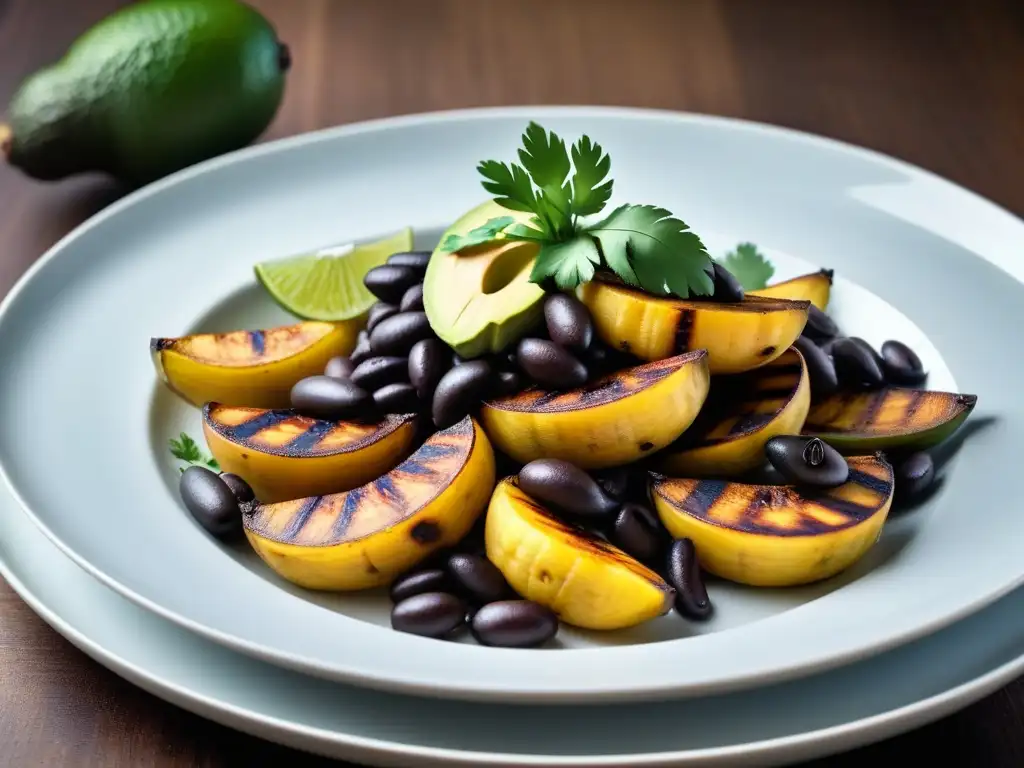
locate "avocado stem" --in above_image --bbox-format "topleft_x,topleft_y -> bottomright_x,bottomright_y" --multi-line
0,124 -> 11,161
278,43 -> 292,72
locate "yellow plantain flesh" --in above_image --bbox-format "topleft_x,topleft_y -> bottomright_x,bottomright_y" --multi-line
651,454 -> 894,587
486,478 -> 674,630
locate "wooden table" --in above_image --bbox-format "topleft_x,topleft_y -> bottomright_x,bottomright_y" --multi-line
2,1 -> 1023,764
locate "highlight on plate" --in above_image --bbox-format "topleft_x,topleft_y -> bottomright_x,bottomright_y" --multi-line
156,122 -> 977,649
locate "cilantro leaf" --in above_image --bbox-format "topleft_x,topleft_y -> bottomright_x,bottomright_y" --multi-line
518,122 -> 571,191
720,243 -> 774,290
477,160 -> 536,213
439,216 -> 516,253
586,205 -> 714,298
169,432 -> 220,473
570,136 -> 612,216
529,236 -> 601,291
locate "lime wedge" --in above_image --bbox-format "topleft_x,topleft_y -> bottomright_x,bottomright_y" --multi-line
255,228 -> 414,321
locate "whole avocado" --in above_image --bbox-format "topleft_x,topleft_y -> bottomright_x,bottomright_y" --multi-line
1,0 -> 289,185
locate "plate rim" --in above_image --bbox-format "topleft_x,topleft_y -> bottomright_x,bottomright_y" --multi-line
1,105 -> 1022,703
1,480 -> 1023,767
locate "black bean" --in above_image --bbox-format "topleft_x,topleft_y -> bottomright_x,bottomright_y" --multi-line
613,503 -> 664,562
406,340 -> 448,401
881,340 -> 927,386
179,467 -> 242,540
471,600 -> 558,648
495,370 -> 522,396
711,262 -> 744,302
451,352 -> 466,366
369,312 -> 433,356
373,382 -> 420,414
803,305 -> 840,340
387,250 -> 432,273
516,338 -> 588,390
363,265 -> 420,304
399,284 -> 425,312
584,343 -> 610,373
389,569 -> 450,603
431,360 -> 493,428
366,302 -> 400,333
219,473 -> 255,504
447,553 -> 511,603
794,335 -> 839,397
505,350 -> 519,369
543,294 -> 593,350
832,337 -> 885,389
324,355 -> 355,380
765,436 -> 849,487
350,356 -> 409,391
518,459 -> 619,518
666,539 -> 713,621
818,336 -> 841,356
895,452 -> 935,500
349,330 -> 372,365
290,375 -> 372,421
391,592 -> 467,638
593,467 -> 631,502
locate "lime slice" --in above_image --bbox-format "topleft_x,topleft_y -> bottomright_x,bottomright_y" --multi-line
255,228 -> 414,321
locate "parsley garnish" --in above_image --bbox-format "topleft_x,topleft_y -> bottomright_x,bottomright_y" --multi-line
439,122 -> 714,298
169,432 -> 220,473
719,243 -> 774,290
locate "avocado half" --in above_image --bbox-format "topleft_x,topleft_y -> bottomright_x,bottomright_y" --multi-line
424,200 -> 546,358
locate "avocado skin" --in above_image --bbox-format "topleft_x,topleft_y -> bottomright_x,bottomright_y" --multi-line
4,0 -> 288,184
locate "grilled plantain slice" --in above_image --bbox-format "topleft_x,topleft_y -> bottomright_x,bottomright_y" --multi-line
203,404 -> 418,503
659,347 -> 811,476
748,269 -> 833,310
244,416 -> 495,591
152,321 -> 359,408
803,388 -> 977,453
486,477 -> 674,630
480,351 -> 710,469
578,277 -> 809,374
651,453 -> 894,587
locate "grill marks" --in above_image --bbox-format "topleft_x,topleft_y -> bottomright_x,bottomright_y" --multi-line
675,350 -> 804,449
245,418 -> 477,546
653,455 -> 893,537
489,353 -> 698,414
804,388 -> 971,438
205,404 -> 413,458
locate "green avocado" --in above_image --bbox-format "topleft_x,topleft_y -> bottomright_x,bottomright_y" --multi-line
1,0 -> 288,184
424,200 -> 546,359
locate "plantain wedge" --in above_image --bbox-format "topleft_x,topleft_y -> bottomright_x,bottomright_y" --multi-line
651,453 -> 894,587
486,477 -> 674,630
480,351 -> 710,469
659,347 -> 811,476
244,416 -> 495,591
748,269 -> 833,310
803,388 -> 977,453
152,321 -> 359,408
578,277 -> 809,374
203,404 -> 418,503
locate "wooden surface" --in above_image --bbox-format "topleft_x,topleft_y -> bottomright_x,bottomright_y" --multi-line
2,0 -> 1023,764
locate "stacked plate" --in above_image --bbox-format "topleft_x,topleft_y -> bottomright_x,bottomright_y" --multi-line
1,107 -> 1021,767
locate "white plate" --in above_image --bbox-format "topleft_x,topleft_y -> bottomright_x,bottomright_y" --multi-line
0,107 -> 1017,703
3,463 -> 1024,767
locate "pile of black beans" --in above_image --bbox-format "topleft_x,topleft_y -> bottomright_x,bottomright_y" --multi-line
291,253 -> 632,431
519,459 -> 713,621
794,306 -> 928,398
177,465 -> 254,541
389,544 -> 560,648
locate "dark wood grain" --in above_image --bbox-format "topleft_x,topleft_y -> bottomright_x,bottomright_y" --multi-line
2,0 -> 1023,765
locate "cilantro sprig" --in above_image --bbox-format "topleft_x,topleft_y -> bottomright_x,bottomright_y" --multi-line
440,122 -> 714,298
169,432 -> 220,474
718,243 -> 774,290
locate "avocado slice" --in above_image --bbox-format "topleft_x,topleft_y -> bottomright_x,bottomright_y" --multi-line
424,200 -> 546,358
1,0 -> 288,184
